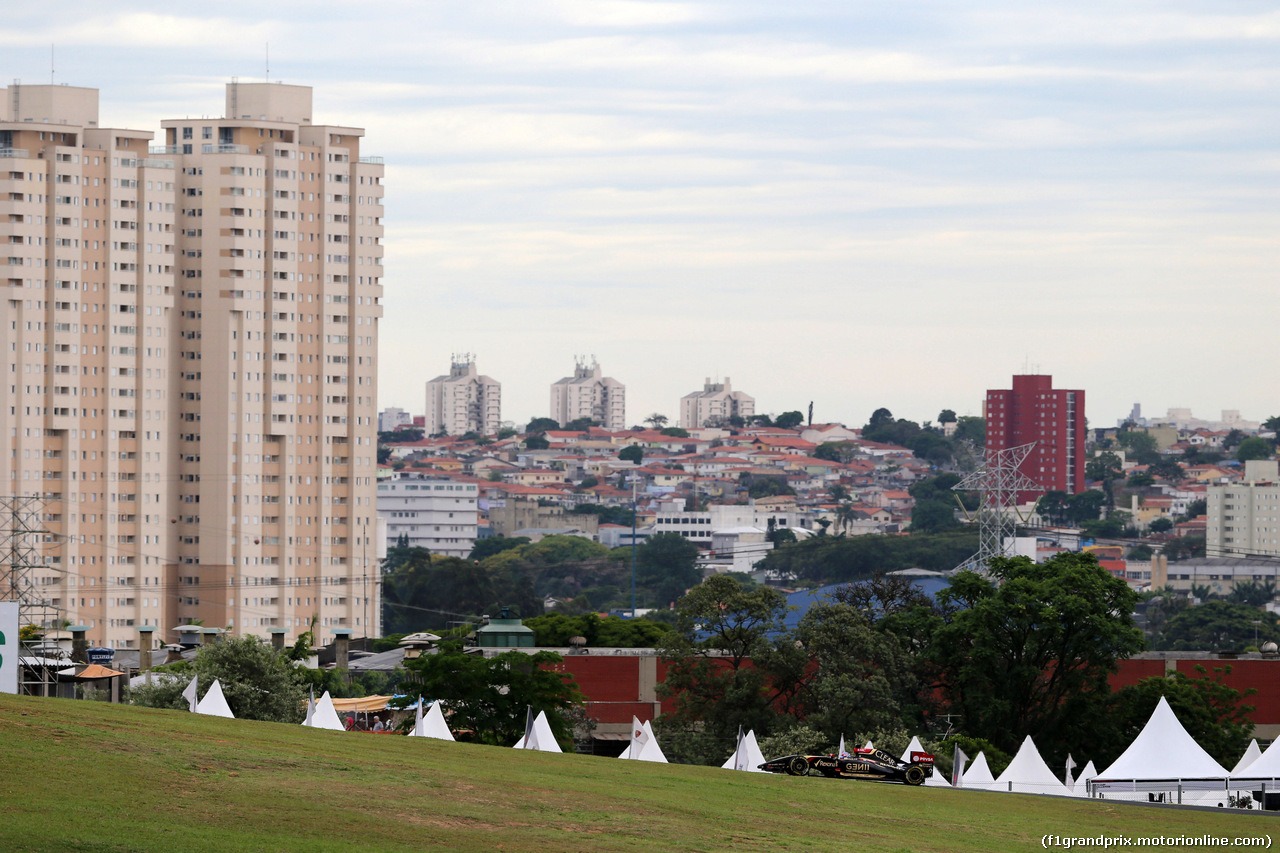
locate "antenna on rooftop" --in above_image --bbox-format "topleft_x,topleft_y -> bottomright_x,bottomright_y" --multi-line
265,43 -> 270,82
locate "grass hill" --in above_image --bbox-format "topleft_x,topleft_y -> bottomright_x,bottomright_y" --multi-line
0,693 -> 1268,852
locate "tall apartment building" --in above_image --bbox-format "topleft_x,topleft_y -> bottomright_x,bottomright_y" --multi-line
984,374 -> 1085,503
0,81 -> 383,649
0,84 -> 180,650
376,472 -> 479,558
679,377 -> 754,429
425,354 -> 501,436
1207,461 -> 1280,559
550,356 -> 625,430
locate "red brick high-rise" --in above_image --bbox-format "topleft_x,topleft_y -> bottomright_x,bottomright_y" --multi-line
984,375 -> 1085,502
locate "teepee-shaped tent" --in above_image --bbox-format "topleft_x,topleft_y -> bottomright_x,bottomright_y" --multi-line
1232,740 -> 1263,776
195,679 -> 235,719
900,736 -> 950,787
962,752 -> 996,790
618,720 -> 667,762
410,700 -> 455,741
722,729 -> 766,772
1093,697 -> 1229,796
513,710 -> 562,753
1068,760 -> 1099,798
863,740 -> 874,750
994,736 -> 1071,796
303,690 -> 346,731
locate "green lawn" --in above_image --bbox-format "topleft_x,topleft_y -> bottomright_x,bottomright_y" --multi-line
0,693 -> 1270,852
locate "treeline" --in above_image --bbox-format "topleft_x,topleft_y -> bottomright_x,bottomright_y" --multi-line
757,529 -> 979,584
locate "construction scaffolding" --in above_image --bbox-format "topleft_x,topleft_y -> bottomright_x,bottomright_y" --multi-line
952,443 -> 1043,574
0,494 -> 65,695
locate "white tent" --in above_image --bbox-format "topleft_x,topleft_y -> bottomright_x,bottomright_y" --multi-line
722,729 -> 766,772
1069,760 -> 1098,798
961,752 -> 996,790
993,736 -> 1071,796
618,720 -> 667,763
1232,740 -> 1263,776
512,710 -> 562,753
863,740 -> 874,750
302,690 -> 346,731
409,700 -> 455,741
901,736 -> 950,788
1093,697 -> 1229,797
195,679 -> 235,719
182,675 -> 199,713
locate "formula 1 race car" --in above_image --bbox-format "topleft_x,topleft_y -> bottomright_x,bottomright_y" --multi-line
759,746 -> 935,786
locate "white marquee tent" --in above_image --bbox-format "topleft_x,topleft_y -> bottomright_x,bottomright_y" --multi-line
409,700 -> 456,741
722,729 -> 766,772
1091,697 -> 1229,798
195,679 -> 235,719
993,736 -> 1071,796
1232,740 -> 1262,775
513,710 -> 562,753
961,752 -> 996,790
302,690 -> 346,731
618,719 -> 667,763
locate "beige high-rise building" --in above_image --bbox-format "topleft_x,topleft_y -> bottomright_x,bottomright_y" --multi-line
679,376 -> 755,429
550,356 -> 625,430
0,81 -> 384,650
425,354 -> 501,436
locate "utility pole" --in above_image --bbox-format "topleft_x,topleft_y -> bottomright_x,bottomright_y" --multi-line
630,476 -> 638,617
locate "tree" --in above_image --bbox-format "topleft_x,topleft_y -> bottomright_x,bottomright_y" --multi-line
937,409 -> 957,425
927,552 -> 1144,763
468,536 -> 532,562
1149,457 -> 1185,482
565,417 -> 598,432
526,417 -> 559,432
1086,452 -> 1123,506
655,575 -> 792,764
399,642 -> 583,748
523,613 -> 670,647
524,434 -> 549,450
1148,517 -> 1173,534
643,413 -> 668,430
953,416 -> 986,447
1066,489 -> 1107,524
636,532 -> 703,607
1037,490 -> 1070,525
132,635 -> 308,722
1153,600 -> 1280,651
908,500 -> 959,533
659,427 -> 691,438
774,411 -> 804,430
744,475 -> 794,498
813,441 -> 858,463
791,602 -> 914,742
1116,430 -> 1160,465
1236,437 -> 1272,463
383,553 -> 498,632
618,444 -> 643,464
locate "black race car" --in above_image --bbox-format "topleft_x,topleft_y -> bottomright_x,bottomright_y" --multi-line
759,746 -> 935,786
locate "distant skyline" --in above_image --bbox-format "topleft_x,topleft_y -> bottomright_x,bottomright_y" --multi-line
7,2 -> 1278,428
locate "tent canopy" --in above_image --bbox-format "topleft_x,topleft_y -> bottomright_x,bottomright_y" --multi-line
995,736 -> 1071,796
1097,697 -> 1228,781
330,695 -> 395,713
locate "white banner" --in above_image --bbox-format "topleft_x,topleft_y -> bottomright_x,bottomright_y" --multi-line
0,602 -> 19,694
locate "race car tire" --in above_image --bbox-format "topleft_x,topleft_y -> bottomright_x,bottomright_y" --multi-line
786,756 -> 811,777
904,765 -> 926,786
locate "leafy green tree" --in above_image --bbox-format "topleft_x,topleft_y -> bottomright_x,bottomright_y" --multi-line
659,427 -> 691,438
1127,471 -> 1155,487
643,413 -> 668,430
1148,517 -> 1173,534
927,552 -> 1144,763
908,500 -> 960,533
813,441 -> 858,463
399,642 -> 583,748
618,444 -> 643,463
1228,580 -> 1276,608
570,503 -> 635,527
1116,430 -> 1160,465
744,475 -> 794,498
497,427 -> 518,440
953,416 -> 986,447
526,417 -> 559,432
524,433 -> 550,450
468,536 -> 532,562
131,636 -> 308,723
791,602 -> 914,742
758,529 -> 978,585
1066,489 -> 1107,524
565,417 -> 598,432
383,553 -> 498,633
1127,544 -> 1154,561
1086,452 -> 1123,506
1236,437 -> 1273,463
1223,429 -> 1246,450
1104,667 -> 1255,769
655,575 -> 793,764
523,613 -> 671,647
1037,490 -> 1070,525
1163,536 -> 1206,562
938,409 -> 957,424
636,532 -> 703,608
1153,600 -> 1280,651
774,411 -> 804,430
1149,457 -> 1185,481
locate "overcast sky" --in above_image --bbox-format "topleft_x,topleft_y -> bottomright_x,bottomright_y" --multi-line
8,2 -> 1279,429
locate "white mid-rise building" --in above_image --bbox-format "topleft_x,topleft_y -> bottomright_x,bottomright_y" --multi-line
425,354 -> 501,436
1207,460 -> 1280,559
680,377 -> 755,429
550,357 -> 625,430
377,472 -> 479,558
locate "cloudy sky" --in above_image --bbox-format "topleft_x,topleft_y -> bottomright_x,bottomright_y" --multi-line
7,2 -> 1278,429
